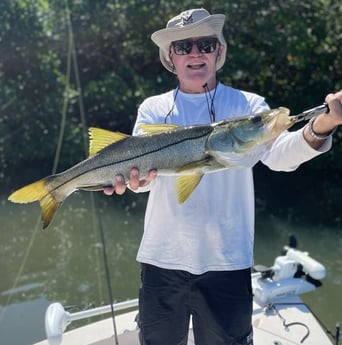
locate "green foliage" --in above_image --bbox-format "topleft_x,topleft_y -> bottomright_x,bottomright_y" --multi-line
218,1 -> 341,109
1,0 -> 341,223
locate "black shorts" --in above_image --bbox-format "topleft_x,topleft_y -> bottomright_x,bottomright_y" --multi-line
138,264 -> 253,345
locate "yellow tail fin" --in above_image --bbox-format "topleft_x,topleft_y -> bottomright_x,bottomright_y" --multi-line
9,179 -> 48,203
8,179 -> 61,229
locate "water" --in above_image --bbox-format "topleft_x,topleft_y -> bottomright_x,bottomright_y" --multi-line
1,192 -> 341,345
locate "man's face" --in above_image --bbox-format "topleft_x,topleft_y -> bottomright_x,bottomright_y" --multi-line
169,36 -> 223,93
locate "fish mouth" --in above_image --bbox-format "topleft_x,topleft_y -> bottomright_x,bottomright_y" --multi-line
265,108 -> 292,136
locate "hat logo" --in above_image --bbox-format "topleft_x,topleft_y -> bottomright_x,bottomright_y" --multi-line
180,12 -> 193,26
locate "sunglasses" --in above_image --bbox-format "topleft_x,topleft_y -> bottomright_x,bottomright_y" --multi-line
171,37 -> 218,55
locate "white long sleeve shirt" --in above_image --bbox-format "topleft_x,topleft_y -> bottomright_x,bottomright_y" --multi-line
132,83 -> 331,274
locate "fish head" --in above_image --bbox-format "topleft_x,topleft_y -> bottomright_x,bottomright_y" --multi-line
206,107 -> 295,168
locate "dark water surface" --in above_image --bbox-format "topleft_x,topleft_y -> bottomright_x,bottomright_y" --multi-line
1,192 -> 341,345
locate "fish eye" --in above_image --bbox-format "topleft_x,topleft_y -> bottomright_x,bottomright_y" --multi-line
250,115 -> 262,124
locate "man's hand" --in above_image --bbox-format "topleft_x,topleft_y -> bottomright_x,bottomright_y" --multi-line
103,168 -> 158,196
303,90 -> 342,149
325,90 -> 342,126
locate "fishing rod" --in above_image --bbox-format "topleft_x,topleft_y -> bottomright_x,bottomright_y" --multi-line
64,1 -> 119,344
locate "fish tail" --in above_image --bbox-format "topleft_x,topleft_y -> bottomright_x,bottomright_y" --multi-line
8,178 -> 61,229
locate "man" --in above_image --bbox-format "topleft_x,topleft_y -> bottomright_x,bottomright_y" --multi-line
105,8 -> 342,345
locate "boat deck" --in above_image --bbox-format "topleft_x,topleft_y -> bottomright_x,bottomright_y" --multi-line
35,295 -> 333,345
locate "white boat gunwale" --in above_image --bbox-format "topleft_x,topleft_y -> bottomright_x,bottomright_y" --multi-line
34,242 -> 338,345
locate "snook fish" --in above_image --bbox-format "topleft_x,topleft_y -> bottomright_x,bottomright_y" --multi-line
8,107 -> 295,229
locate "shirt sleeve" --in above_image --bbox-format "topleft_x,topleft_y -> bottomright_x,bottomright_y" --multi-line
261,127 -> 332,171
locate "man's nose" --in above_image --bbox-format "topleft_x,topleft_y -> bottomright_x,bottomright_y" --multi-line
189,42 -> 201,55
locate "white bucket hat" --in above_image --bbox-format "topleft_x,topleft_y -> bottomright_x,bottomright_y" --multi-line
151,8 -> 227,73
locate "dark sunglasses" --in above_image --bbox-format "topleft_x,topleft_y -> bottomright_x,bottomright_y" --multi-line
171,37 -> 218,55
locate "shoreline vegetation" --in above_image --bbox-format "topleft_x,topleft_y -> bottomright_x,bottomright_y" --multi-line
1,1 -> 341,225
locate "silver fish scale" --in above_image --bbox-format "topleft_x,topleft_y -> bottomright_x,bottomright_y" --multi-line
48,125 -> 214,197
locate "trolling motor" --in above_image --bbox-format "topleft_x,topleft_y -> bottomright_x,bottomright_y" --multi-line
252,236 -> 326,305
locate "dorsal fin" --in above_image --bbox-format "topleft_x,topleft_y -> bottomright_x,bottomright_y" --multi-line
139,123 -> 179,135
88,127 -> 129,156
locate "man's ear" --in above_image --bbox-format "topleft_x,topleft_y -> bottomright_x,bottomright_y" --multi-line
218,43 -> 224,57
215,44 -> 224,65
169,51 -> 174,63
169,52 -> 176,72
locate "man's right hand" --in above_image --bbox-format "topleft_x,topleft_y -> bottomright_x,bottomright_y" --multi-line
103,168 -> 158,195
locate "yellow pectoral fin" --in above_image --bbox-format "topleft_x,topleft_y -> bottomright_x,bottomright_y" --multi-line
88,127 -> 129,156
139,123 -> 179,135
175,158 -> 211,174
176,173 -> 204,204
